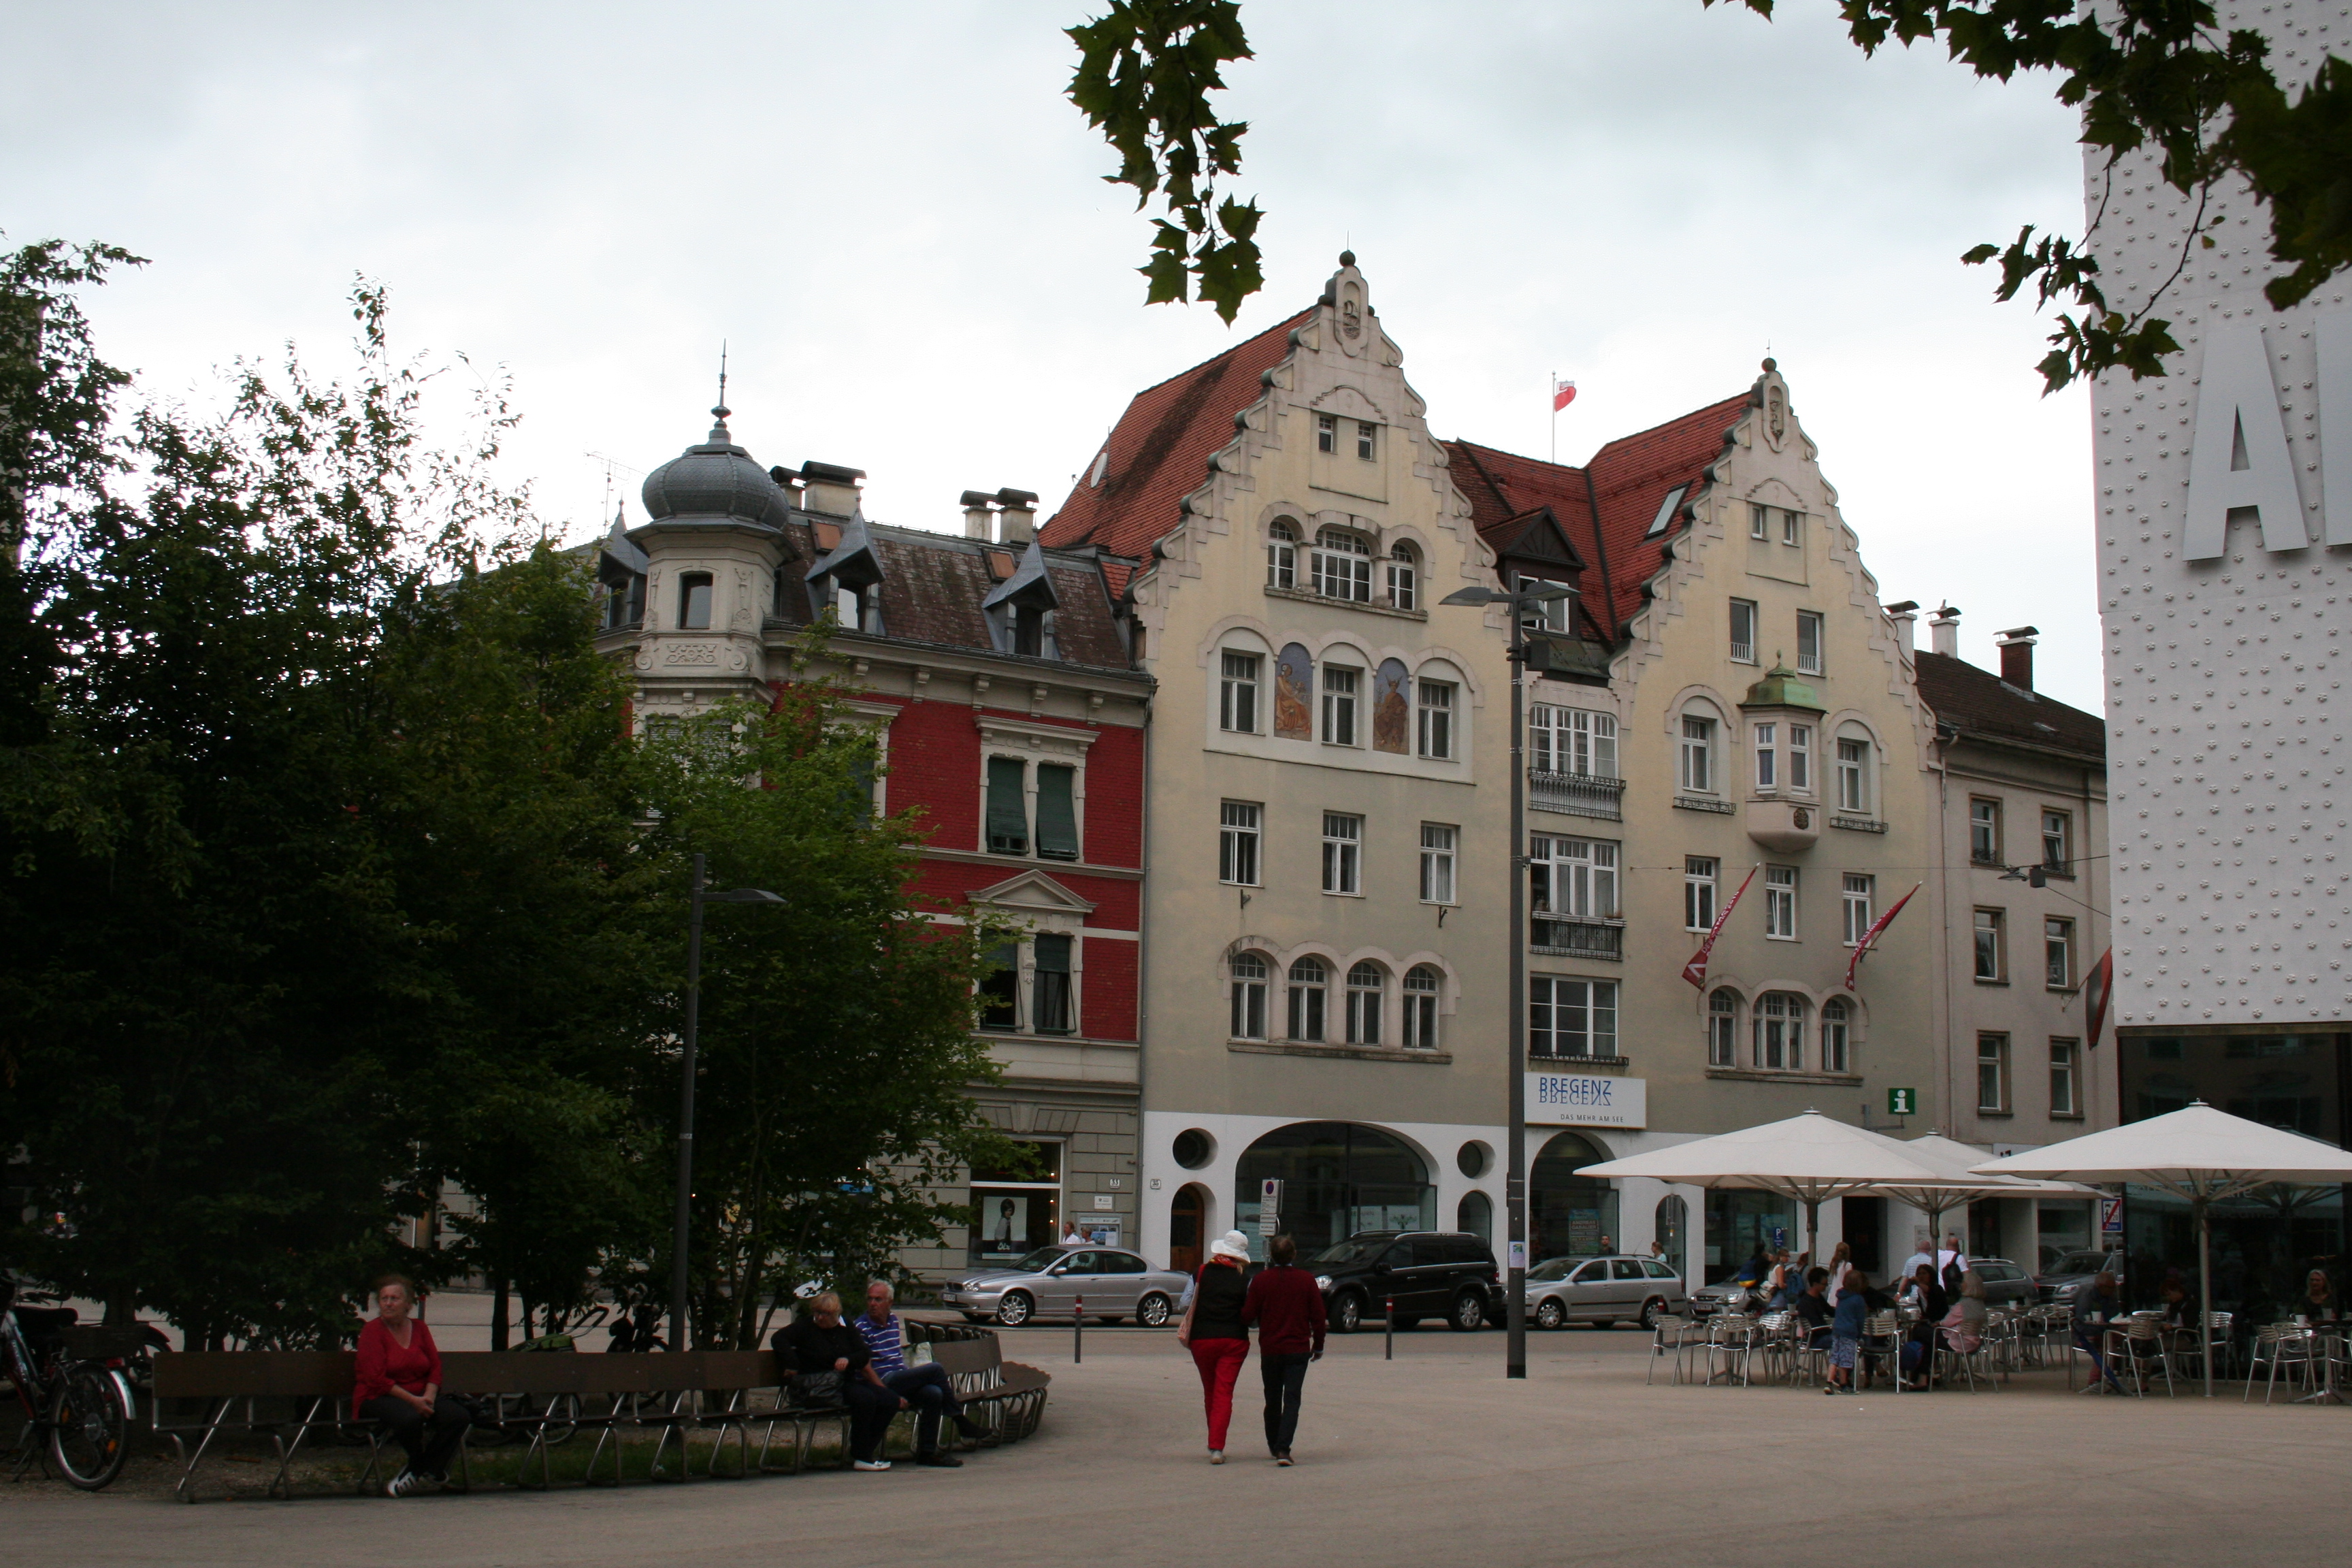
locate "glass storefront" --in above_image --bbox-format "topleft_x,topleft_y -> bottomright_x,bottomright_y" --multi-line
968,1140 -> 1062,1267
2117,1032 -> 2351,1313
1235,1122 -> 1435,1260
1531,1131 -> 1619,1264
1705,1189 -> 1798,1284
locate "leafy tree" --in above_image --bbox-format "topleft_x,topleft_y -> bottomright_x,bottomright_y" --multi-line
1069,0 -> 2349,391
634,664 -> 1022,1349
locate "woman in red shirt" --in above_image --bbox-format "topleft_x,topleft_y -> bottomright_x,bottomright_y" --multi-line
353,1275 -> 468,1495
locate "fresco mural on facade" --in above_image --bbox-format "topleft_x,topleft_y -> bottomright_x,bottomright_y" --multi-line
1275,642 -> 1313,739
1373,657 -> 1410,753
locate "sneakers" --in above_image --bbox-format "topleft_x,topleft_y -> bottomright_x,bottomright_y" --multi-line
1275,1453 -> 1294,1467
1823,1384 -> 1838,1396
916,1452 -> 963,1468
1209,1450 -> 1225,1465
853,1458 -> 893,1471
384,1469 -> 426,1498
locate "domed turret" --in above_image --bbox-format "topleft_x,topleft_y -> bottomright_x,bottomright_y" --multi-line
639,407 -> 796,530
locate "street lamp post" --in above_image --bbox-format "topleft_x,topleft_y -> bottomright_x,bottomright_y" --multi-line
672,851 -> 785,1351
1441,578 -> 1572,1382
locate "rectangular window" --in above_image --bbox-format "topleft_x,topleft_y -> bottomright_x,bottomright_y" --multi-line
1419,823 -> 1457,904
1680,716 -> 1714,794
1403,969 -> 1439,1049
1708,993 -> 1737,1066
1753,721 -> 1778,791
679,571 -> 714,630
1750,502 -> 1769,540
1316,413 -> 1336,453
1288,963 -> 1326,1042
1034,764 -> 1079,860
1322,666 -> 1359,746
1836,738 -> 1869,814
1219,651 -> 1260,732
1530,705 -> 1617,777
1311,530 -> 1373,602
1530,834 -> 1619,920
1345,966 -> 1381,1045
1796,611 -> 1824,676
1970,798 -> 2001,864
985,755 -> 1029,854
1788,723 -> 1811,792
1729,599 -> 1758,664
1031,934 -> 1073,1034
1764,866 -> 1797,940
1219,801 -> 1261,886
1356,421 -> 1376,460
1684,856 -> 1720,932
1821,1002 -> 1850,1074
2049,1039 -> 2079,1117
1267,526 -> 1296,588
1322,812 -> 1362,896
1230,954 -> 1267,1039
1518,576 -> 1572,634
1529,976 -> 1617,1059
978,943 -> 1019,1030
1842,874 -> 1875,947
1974,908 -> 2006,981
1782,508 -> 1801,546
2042,808 -> 2071,872
2044,916 -> 2074,989
1387,550 -> 1416,611
1978,1033 -> 2011,1113
1416,681 -> 1455,760
1752,992 -> 1803,1071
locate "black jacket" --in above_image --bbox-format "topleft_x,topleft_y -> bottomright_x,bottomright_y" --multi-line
774,1316 -> 872,1377
1190,1261 -> 1250,1341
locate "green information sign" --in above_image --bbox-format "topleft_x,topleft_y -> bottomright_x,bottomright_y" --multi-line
1888,1087 -> 1917,1117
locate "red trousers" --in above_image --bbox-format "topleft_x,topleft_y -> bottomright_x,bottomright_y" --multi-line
1189,1337 -> 1250,1450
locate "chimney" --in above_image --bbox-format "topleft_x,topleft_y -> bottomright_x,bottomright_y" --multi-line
1884,600 -> 1919,659
800,461 -> 866,517
767,466 -> 804,510
1996,625 -> 2040,690
960,490 -> 998,540
1928,603 -> 1961,659
996,487 -> 1039,546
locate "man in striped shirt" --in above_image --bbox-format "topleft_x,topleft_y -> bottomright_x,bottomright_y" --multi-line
856,1281 -> 981,1467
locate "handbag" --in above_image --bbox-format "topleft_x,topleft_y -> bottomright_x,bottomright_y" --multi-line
789,1371 -> 845,1409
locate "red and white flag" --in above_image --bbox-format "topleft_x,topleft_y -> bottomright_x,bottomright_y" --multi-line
1552,376 -> 1578,412
1682,864 -> 1759,990
1843,881 -> 1922,992
2083,948 -> 2114,1049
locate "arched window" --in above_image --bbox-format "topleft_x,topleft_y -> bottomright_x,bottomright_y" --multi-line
1230,953 -> 1269,1040
1457,1189 -> 1492,1243
1678,706 -> 1718,795
1708,989 -> 1738,1067
1387,543 -> 1418,611
1287,957 -> 1328,1043
1345,961 -> 1385,1046
1752,992 -> 1806,1071
1267,521 -> 1297,589
1821,996 -> 1851,1074
1311,528 -> 1372,602
1403,966 -> 1441,1049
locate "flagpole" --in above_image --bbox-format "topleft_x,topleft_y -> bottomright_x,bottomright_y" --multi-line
1550,372 -> 1557,464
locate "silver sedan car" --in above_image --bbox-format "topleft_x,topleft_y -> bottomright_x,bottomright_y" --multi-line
939,1245 -> 1190,1328
1521,1254 -> 1688,1330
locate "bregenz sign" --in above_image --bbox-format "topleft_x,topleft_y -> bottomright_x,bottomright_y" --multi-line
1526,1071 -> 1646,1128
2183,310 -> 2350,559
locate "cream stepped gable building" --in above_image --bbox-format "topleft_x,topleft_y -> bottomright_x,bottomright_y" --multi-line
1041,257 -> 1518,1300
1447,365 -> 1950,1286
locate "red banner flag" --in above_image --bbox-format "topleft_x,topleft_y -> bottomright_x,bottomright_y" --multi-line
1682,864 -> 1759,990
1843,881 -> 1922,992
1552,378 -> 1578,412
2083,948 -> 2113,1049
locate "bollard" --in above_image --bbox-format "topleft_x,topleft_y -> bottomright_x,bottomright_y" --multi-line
1074,1295 -> 1083,1365
1385,1296 -> 1394,1361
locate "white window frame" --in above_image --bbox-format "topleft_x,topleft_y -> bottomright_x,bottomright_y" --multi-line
1321,664 -> 1360,746
1322,812 -> 1363,896
1518,574 -> 1573,634
2045,916 -> 2074,990
1753,721 -> 1778,791
1750,503 -> 1769,540
1531,705 -> 1617,777
1821,997 -> 1852,1074
1752,991 -> 1805,1071
1763,865 -> 1797,940
1267,520 -> 1297,588
1685,856 -> 1720,932
1842,873 -> 1875,947
1729,599 -> 1758,664
1311,529 -> 1373,602
1974,907 -> 2006,981
1219,650 -> 1260,733
1978,1033 -> 2011,1113
1788,723 -> 1812,794
1387,544 -> 1418,611
2049,1037 -> 2079,1117
1679,714 -> 1716,794
1288,957 -> 1328,1042
1708,989 -> 1738,1066
1420,823 -> 1458,904
1402,966 -> 1441,1049
1796,610 -> 1825,676
1316,413 -> 1337,454
1836,737 -> 1869,815
1529,975 -> 1617,1060
2042,808 -> 2071,871
1219,800 -> 1261,886
1416,679 -> 1456,760
1230,953 -> 1269,1039
1781,508 -> 1801,546
1970,798 -> 2002,864
1355,421 -> 1377,461
1531,834 -> 1620,921
1344,962 -> 1384,1046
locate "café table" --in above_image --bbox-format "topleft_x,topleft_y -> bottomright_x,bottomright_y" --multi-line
2291,1320 -> 2344,1407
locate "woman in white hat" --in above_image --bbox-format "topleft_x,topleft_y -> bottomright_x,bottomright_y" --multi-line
1175,1229 -> 1253,1463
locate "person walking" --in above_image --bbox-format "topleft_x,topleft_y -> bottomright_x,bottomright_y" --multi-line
1243,1234 -> 1326,1466
1825,1268 -> 1869,1394
1177,1229 -> 1252,1463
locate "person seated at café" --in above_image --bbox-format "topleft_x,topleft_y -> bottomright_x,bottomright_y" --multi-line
2071,1270 -> 2127,1394
1898,1263 -> 1948,1390
1733,1245 -> 1772,1292
1792,1267 -> 1835,1348
2299,1269 -> 2340,1324
775,1291 -> 902,1471
855,1280 -> 982,1467
354,1274 -> 471,1497
1941,1271 -> 1988,1358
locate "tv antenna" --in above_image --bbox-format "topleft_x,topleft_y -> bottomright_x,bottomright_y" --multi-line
586,451 -> 642,529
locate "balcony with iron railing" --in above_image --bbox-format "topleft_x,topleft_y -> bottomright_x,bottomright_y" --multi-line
1528,769 -> 1626,822
1530,915 -> 1624,962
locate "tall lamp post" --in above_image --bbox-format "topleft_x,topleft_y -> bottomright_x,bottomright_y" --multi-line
1440,578 -> 1573,1381
672,851 -> 785,1350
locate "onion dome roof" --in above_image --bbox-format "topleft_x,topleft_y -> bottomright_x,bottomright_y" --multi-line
640,407 -> 794,529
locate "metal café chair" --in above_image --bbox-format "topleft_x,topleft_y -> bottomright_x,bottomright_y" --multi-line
1645,1314 -> 1698,1386
2245,1323 -> 2317,1404
1857,1311 -> 1902,1392
1705,1315 -> 1760,1388
2106,1318 -> 2178,1397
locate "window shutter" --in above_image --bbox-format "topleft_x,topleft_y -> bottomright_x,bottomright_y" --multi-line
1032,933 -> 1073,1034
1035,764 -> 1079,860
986,757 -> 1029,853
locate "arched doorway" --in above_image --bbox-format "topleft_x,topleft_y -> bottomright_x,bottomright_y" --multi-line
1531,1130 -> 1620,1263
1234,1122 -> 1434,1259
1457,1190 -> 1493,1244
1654,1194 -> 1688,1275
1169,1183 -> 1209,1277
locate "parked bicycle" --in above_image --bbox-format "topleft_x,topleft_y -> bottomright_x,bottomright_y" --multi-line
0,1275 -> 141,1490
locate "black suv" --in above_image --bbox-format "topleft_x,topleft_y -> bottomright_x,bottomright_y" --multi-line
1309,1230 -> 1501,1333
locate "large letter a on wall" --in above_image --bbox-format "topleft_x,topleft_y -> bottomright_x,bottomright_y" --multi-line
2183,323 -> 2308,559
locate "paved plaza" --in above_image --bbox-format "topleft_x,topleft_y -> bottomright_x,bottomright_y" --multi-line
10,1324 -> 2348,1566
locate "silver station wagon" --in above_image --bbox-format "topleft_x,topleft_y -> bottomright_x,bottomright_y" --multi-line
940,1245 -> 1192,1328
1522,1254 -> 1688,1330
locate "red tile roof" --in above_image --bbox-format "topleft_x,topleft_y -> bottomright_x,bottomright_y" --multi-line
1041,310 -> 1313,561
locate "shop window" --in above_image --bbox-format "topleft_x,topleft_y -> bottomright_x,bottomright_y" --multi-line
969,1139 -> 1063,1266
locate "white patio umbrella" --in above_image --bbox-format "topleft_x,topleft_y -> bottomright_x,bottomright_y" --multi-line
1863,1133 -> 2095,1285
1576,1111 -> 1950,1267
1974,1102 -> 2352,1396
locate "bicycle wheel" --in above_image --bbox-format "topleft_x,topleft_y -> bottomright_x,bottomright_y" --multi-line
48,1367 -> 131,1490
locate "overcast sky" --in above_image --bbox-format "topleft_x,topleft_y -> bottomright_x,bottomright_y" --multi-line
3,1 -> 2102,708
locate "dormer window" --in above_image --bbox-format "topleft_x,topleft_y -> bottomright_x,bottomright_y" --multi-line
1356,421 -> 1376,461
602,572 -> 644,630
1014,605 -> 1045,657
679,572 -> 714,630
1311,529 -> 1372,602
1518,575 -> 1573,634
1387,544 -> 1418,610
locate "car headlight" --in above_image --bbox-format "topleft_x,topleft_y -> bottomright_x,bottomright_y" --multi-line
1315,1275 -> 1333,1292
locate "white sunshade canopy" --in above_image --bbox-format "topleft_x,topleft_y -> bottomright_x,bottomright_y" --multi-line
1970,1102 -> 2352,1200
1575,1111 -> 1950,1205
1874,1132 -> 2097,1207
